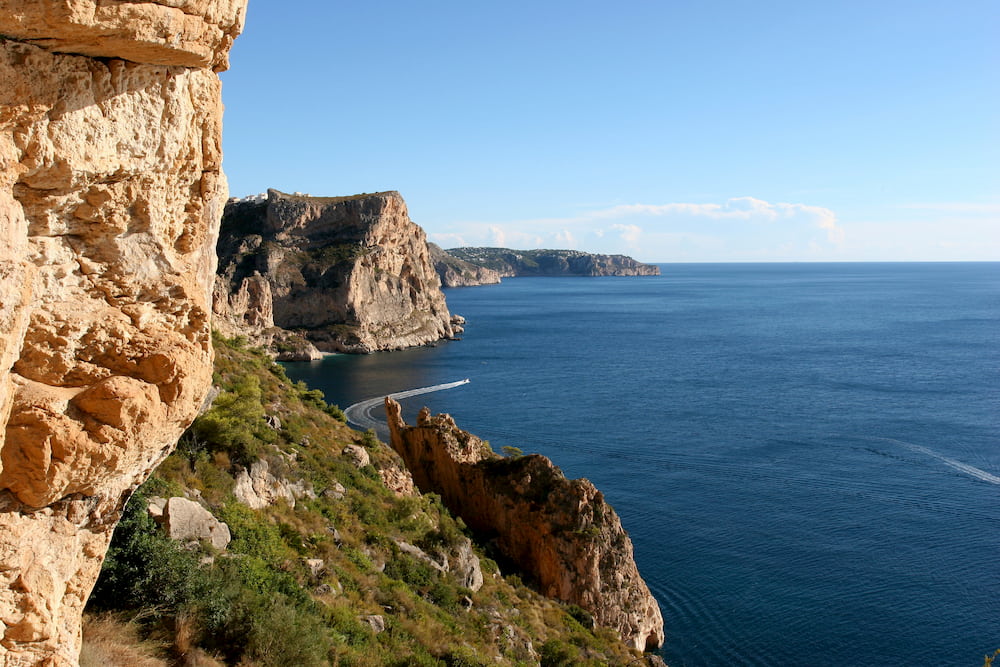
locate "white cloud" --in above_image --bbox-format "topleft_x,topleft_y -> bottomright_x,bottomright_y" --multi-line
586,197 -> 844,243
429,232 -> 468,248
488,225 -> 506,247
554,228 -> 577,247
429,196 -> 847,261
611,223 -> 642,244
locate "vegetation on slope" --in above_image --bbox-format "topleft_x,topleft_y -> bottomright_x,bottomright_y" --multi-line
84,333 -> 652,666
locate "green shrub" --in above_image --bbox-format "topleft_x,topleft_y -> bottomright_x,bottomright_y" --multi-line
384,553 -> 436,590
565,604 -> 595,630
241,594 -> 331,666
89,487 -> 203,612
441,646 -> 489,667
501,445 -> 523,459
539,639 -> 578,666
191,374 -> 275,464
361,428 -> 380,448
326,403 -> 347,422
218,502 -> 293,565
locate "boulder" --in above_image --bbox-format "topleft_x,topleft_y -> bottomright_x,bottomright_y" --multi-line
162,497 -> 230,551
342,444 -> 371,468
361,615 -> 386,634
233,459 -> 313,509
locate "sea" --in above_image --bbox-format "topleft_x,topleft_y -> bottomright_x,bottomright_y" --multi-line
282,262 -> 1000,667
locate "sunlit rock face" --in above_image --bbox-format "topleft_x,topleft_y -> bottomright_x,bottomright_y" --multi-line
0,1 -> 246,663
215,189 -> 457,354
385,398 -> 666,652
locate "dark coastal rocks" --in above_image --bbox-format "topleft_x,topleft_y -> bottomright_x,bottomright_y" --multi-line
384,398 -> 665,652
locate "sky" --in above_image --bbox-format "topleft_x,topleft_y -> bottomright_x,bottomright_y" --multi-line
220,1 -> 999,263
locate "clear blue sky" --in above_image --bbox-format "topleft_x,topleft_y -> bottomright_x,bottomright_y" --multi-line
220,1 -> 998,262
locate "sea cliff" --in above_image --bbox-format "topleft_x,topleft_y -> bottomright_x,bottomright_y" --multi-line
0,0 -> 246,663
214,190 -> 460,355
444,247 -> 660,280
385,398 -> 666,652
429,243 -> 503,287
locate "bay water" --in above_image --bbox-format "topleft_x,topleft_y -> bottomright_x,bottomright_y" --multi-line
283,263 -> 999,666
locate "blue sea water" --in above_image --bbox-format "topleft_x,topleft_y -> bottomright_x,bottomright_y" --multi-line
283,263 -> 1000,666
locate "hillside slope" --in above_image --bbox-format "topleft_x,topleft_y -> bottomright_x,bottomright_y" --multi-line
84,335 -> 666,666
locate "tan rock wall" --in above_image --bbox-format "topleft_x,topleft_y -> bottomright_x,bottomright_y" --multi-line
0,1 -> 245,663
385,398 -> 665,652
216,190 -> 457,353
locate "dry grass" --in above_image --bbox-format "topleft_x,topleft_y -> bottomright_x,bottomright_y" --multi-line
170,612 -> 227,667
80,612 -> 226,667
79,613 -> 168,667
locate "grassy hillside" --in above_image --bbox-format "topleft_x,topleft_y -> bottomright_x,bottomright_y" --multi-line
83,334 -> 652,666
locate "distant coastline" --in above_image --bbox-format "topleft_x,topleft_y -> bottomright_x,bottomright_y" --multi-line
433,246 -> 660,286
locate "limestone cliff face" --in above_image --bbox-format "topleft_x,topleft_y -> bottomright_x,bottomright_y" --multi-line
385,398 -> 665,652
215,190 -> 458,353
0,1 -> 245,663
428,242 -> 502,287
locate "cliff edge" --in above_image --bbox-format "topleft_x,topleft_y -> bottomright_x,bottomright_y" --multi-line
214,190 -> 459,354
429,242 -> 502,287
385,398 -> 665,652
0,1 -> 245,663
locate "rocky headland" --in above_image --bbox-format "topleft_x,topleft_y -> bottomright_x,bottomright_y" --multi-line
0,0 -> 246,663
428,243 -> 503,287
214,190 -> 461,355
385,398 -> 665,652
443,247 -> 660,282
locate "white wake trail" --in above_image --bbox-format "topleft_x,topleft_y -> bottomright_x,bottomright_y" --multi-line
344,379 -> 471,435
877,437 -> 1000,486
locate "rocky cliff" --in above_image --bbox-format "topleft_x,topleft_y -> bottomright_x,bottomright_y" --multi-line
429,243 -> 502,287
0,1 -> 245,663
385,398 -> 665,652
214,190 -> 460,354
446,247 -> 661,278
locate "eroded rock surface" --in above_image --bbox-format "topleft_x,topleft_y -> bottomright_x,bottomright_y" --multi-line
429,242 -> 502,287
214,189 -> 457,353
0,1 -> 245,663
158,496 -> 231,551
385,398 -> 665,652
233,458 -> 314,510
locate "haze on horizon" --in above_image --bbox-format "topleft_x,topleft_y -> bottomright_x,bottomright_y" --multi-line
220,1 -> 998,263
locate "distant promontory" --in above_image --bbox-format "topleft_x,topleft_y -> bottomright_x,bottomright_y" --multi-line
436,247 -> 660,286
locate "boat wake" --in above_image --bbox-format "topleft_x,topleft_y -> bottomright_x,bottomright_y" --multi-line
343,379 -> 471,437
875,436 -> 1000,486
